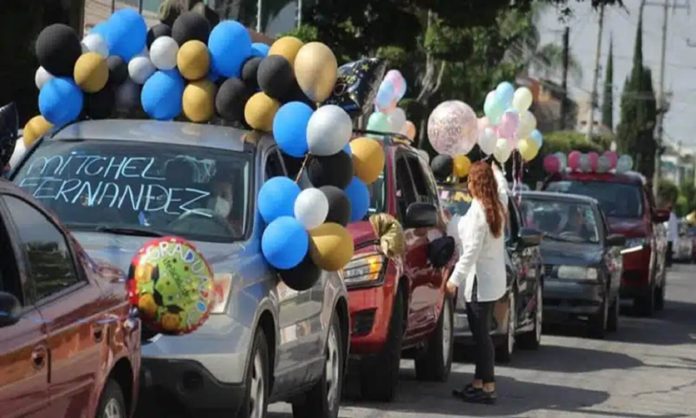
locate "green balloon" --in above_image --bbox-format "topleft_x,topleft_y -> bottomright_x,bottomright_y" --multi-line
367,111 -> 391,133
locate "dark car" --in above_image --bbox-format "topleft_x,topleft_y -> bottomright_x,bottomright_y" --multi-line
0,179 -> 140,418
520,192 -> 625,338
439,183 -> 543,363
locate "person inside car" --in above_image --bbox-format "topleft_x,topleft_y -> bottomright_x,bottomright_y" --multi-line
562,206 -> 593,241
206,172 -> 243,237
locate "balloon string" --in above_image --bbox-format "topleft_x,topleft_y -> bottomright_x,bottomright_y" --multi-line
295,154 -> 311,183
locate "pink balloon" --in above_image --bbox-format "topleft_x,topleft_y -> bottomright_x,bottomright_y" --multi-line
568,150 -> 582,172
588,152 -> 599,172
497,110 -> 519,140
543,155 -> 560,174
603,151 -> 618,169
385,70 -> 406,99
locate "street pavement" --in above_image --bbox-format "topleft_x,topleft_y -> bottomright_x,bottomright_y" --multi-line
269,263 -> 696,418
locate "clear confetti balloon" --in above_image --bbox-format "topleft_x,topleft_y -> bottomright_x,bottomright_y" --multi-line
427,100 -> 478,156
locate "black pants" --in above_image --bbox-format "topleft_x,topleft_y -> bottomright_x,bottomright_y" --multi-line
667,242 -> 673,267
466,299 -> 495,384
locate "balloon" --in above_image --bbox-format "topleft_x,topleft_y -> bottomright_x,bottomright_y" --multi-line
176,40 -> 210,81
483,90 -> 504,124
568,150 -> 582,172
306,105 -> 352,156
554,152 -> 567,170
128,54 -> 156,84
39,78 -> 83,126
258,55 -> 295,101
530,129 -> 543,148
208,20 -> 252,77
493,138 -> 512,163
350,137 -> 385,184
105,8 -> 147,61
127,237 -> 214,335
345,177 -> 370,222
307,151 -> 353,189
367,111 -> 391,133
478,127 -> 497,155
616,155 -> 633,173
141,70 -> 185,120
320,186 -> 351,226
374,82 -> 396,113
82,33 -> 109,57
497,109 -> 519,140
251,42 -> 270,58
388,107 -> 407,133
294,42 -> 338,103
384,69 -> 407,99
269,36 -> 304,64
477,116 -> 489,132
242,57 -> 262,91
90,22 -> 110,40
277,254 -> 321,291
309,223 -> 354,271
294,188 -> 329,230
453,155 -> 471,177
543,154 -> 561,174
604,151 -> 618,169
22,115 -> 52,148
107,56 -> 128,86
323,58 -> 387,117
431,155 -> 453,182
84,86 -> 115,119
258,176 -> 301,223
427,100 -> 478,156
149,36 -> 179,71
0,103 -> 18,167
512,87 -> 533,112
172,11 -> 210,44
36,24 -> 82,76
495,81 -> 515,108
74,52 -> 109,93
404,121 -> 417,140
579,153 -> 590,172
516,110 -> 537,139
216,77 -> 251,123
273,101 -> 314,157
597,155 -> 611,173
34,67 -> 54,90
262,216 -> 309,270
244,92 -> 280,132
517,138 -> 539,162
588,152 -> 599,172
115,79 -> 142,115
183,79 -> 216,122
146,23 -> 172,49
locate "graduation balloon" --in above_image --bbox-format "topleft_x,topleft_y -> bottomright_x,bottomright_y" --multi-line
323,58 -> 386,117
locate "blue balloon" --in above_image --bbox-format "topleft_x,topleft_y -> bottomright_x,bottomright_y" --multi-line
141,70 -> 185,120
495,81 -> 515,107
90,22 -> 111,45
530,129 -> 543,147
39,78 -> 83,126
209,20 -> 252,77
105,8 -> 146,61
345,177 -> 369,222
251,42 -> 270,58
343,143 -> 352,155
262,216 -> 309,269
258,176 -> 301,224
273,102 -> 314,158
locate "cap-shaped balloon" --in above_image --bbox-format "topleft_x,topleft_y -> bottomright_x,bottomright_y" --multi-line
294,42 -> 337,103
244,92 -> 280,132
183,79 -> 216,122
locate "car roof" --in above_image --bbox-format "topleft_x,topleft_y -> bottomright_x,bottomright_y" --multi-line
521,190 -> 600,206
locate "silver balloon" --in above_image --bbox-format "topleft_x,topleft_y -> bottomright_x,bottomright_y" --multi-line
34,66 -> 54,90
616,155 -> 633,173
579,153 -> 591,172
128,55 -> 156,84
597,155 -> 611,173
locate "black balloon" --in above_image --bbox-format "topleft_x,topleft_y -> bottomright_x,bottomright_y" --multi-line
147,23 -> 172,49
191,2 -> 220,27
241,57 -> 262,91
0,102 -> 18,168
215,77 -> 251,123
36,24 -> 82,76
287,82 -> 316,108
85,86 -> 115,119
323,58 -> 387,117
307,152 -> 353,190
277,254 -> 322,291
319,186 -> 352,227
172,11 -> 210,45
257,55 -> 295,101
431,155 -> 453,182
107,56 -> 128,86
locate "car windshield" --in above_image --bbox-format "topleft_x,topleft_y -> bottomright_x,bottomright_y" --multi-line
13,139 -> 252,243
545,180 -> 643,219
521,198 -> 600,244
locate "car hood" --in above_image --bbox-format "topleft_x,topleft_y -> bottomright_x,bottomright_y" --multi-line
347,221 -> 378,246
606,217 -> 647,238
540,240 -> 603,266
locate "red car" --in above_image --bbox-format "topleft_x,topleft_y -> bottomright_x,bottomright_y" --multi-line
543,171 -> 669,316
344,133 -> 455,401
0,180 -> 140,418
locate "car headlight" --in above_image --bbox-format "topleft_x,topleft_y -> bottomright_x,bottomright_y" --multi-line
211,273 -> 234,314
344,253 -> 385,287
556,266 -> 598,281
623,237 -> 648,254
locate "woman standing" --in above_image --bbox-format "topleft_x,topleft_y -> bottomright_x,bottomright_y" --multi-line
447,161 -> 507,404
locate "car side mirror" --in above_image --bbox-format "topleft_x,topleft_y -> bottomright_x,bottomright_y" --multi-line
0,291 -> 21,328
404,202 -> 438,228
606,234 -> 626,247
653,209 -> 669,223
518,227 -> 542,247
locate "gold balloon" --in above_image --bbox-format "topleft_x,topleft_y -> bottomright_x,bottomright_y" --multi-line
74,52 -> 108,93
23,115 -> 52,147
269,36 -> 304,66
453,155 -> 471,178
183,80 -> 216,122
404,120 -> 417,141
350,137 -> 385,184
518,137 -> 540,162
178,40 -> 210,81
244,92 -> 280,132
294,42 -> 337,103
309,223 -> 354,272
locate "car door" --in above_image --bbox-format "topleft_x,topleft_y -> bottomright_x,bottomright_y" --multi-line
0,196 -> 51,418
505,199 -> 524,328
509,199 -> 537,328
2,194 -> 105,418
600,208 -> 622,298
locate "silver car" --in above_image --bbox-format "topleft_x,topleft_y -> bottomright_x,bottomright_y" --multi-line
10,119 -> 350,418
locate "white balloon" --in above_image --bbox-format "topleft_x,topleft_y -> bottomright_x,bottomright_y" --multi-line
82,33 -> 110,57
493,138 -> 512,163
478,127 -> 497,155
9,138 -> 26,168
34,66 -> 54,90
128,55 -> 156,84
307,105 -> 353,156
516,110 -> 537,139
388,107 -> 407,133
579,154 -> 591,172
149,36 -> 179,70
294,188 -> 329,230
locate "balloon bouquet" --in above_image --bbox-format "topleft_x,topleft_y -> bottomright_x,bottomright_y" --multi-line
543,150 -> 633,175
363,70 -> 417,141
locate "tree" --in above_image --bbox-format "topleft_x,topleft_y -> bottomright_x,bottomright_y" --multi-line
530,43 -> 583,83
602,38 -> 614,130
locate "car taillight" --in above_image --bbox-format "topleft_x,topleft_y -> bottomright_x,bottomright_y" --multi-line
211,274 -> 234,314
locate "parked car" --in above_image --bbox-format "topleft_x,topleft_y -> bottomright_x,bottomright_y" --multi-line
10,120 -> 350,418
0,179 -> 140,418
439,183 -> 544,363
520,192 -> 625,338
342,132 -> 455,402
673,220 -> 693,263
543,171 -> 669,316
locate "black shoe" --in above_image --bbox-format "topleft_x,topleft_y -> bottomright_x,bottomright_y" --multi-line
452,384 -> 481,399
463,389 -> 497,404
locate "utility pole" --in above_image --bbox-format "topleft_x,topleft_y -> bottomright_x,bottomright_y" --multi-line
297,0 -> 303,28
560,27 -> 570,130
587,5 -> 605,141
256,0 -> 263,32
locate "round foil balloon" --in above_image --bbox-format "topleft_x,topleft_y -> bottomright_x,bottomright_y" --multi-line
128,237 -> 214,335
427,100 -> 478,156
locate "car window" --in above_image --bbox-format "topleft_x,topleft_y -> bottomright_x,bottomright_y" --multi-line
265,148 -> 287,180
0,209 -> 23,304
405,154 -> 436,205
368,170 -> 386,214
395,154 -> 417,220
3,195 -> 82,301
545,180 -> 643,219
521,198 -> 600,244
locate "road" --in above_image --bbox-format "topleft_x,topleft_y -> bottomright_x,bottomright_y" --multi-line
269,264 -> 696,418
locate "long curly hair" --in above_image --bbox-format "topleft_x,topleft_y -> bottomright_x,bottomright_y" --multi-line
468,161 -> 505,238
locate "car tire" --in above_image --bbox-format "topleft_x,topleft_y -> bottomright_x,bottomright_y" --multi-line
588,296 -> 608,339
607,294 -> 620,332
635,286 -> 655,317
415,295 -> 453,382
237,331 -> 269,418
96,379 -> 126,418
495,292 -> 515,364
292,314 -> 344,418
360,287 -> 405,402
518,283 -> 542,350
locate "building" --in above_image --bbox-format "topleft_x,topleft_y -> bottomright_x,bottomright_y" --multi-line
659,144 -> 695,186
517,76 -> 579,133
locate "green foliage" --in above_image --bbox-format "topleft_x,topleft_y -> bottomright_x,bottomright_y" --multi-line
542,131 -> 606,153
282,24 -> 319,43
376,46 -> 409,68
424,18 -> 473,61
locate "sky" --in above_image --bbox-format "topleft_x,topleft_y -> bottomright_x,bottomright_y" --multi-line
535,0 -> 696,151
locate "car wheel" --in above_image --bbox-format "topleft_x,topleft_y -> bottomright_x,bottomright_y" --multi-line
496,292 -> 515,364
607,294 -> 620,332
96,379 -> 126,418
518,283 -> 542,350
237,331 -> 269,418
360,287 -> 405,402
415,295 -> 453,381
588,296 -> 608,339
292,313 -> 344,418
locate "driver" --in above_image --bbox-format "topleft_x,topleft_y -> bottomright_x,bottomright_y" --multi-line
207,172 -> 242,236
562,206 -> 592,240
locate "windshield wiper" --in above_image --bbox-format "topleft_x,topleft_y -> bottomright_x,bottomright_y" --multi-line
94,225 -> 165,237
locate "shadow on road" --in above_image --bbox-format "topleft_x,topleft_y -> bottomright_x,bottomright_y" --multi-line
504,343 -> 644,373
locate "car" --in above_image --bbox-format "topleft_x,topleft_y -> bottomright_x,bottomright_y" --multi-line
439,183 -> 544,363
520,191 -> 625,338
10,119 -> 350,418
0,179 -> 140,418
342,133 -> 455,401
673,220 -> 693,263
688,227 -> 696,262
543,171 -> 669,316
